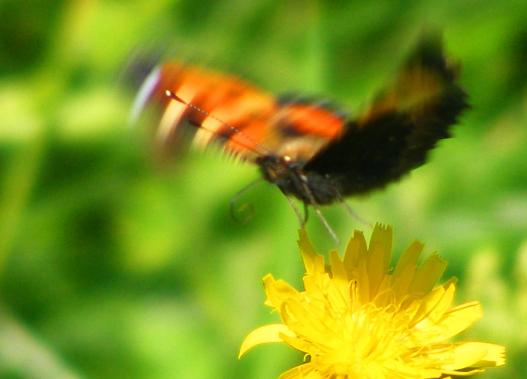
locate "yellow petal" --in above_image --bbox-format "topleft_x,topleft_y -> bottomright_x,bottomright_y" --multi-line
280,364 -> 320,379
474,343 -> 506,367
239,324 -> 292,358
329,250 -> 351,305
343,230 -> 367,274
356,259 -> 371,302
411,282 -> 452,327
330,250 -> 347,281
264,274 -> 300,308
392,240 -> 423,299
299,229 -> 325,275
280,332 -> 317,354
303,270 -> 331,296
421,280 -> 457,324
409,253 -> 447,295
281,300 -> 330,340
366,225 -> 392,296
442,342 -> 506,372
433,301 -> 482,341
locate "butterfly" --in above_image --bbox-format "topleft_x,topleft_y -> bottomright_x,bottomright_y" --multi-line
131,35 -> 468,212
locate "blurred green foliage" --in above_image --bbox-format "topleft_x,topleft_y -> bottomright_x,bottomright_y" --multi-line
0,0 -> 526,378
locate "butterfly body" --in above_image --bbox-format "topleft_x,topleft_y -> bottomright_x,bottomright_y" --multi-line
132,35 -> 468,206
257,155 -> 338,204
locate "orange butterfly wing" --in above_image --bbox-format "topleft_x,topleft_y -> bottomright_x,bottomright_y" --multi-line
132,62 -> 347,163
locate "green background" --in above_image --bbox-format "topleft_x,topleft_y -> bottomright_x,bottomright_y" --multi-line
1,0 -> 526,378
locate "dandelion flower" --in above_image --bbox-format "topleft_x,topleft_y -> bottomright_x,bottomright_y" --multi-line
239,225 -> 505,378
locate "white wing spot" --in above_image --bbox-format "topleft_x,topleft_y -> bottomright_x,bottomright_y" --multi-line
129,66 -> 161,126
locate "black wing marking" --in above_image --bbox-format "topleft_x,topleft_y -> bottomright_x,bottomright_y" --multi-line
304,34 -> 469,196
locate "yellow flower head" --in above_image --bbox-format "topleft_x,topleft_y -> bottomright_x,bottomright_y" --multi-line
240,225 -> 505,379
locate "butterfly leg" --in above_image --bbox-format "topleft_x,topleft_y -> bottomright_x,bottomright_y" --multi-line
339,199 -> 372,227
229,179 -> 263,223
284,194 -> 306,226
297,175 -> 340,245
303,202 -> 309,224
284,191 -> 339,245
312,206 -> 340,245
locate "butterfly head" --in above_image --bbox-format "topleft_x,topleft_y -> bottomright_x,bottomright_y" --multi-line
258,155 -> 296,182
257,155 -> 339,205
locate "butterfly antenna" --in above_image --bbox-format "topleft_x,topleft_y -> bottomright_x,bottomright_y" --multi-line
166,90 -> 204,112
229,178 -> 263,224
165,90 -> 272,156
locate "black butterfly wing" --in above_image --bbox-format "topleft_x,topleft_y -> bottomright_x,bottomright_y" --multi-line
304,34 -> 469,197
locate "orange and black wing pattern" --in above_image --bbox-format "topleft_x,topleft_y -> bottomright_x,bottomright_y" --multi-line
131,62 -> 347,164
131,33 -> 468,205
